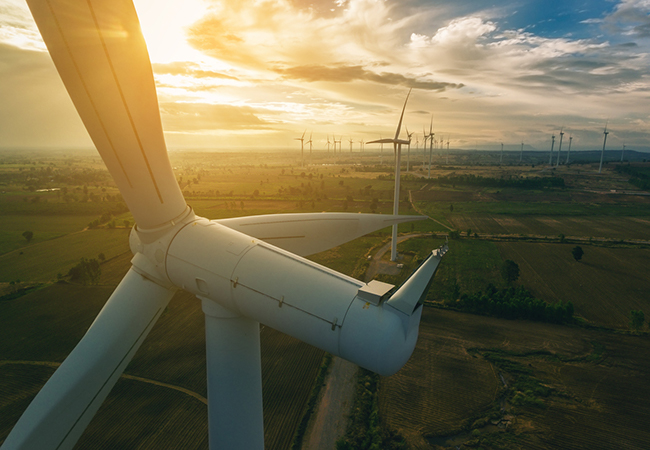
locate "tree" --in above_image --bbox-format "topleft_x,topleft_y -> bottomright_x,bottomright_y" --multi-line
630,310 -> 645,331
559,233 -> 566,243
501,259 -> 520,284
68,258 -> 101,285
22,231 -> 33,242
449,204 -> 454,212
572,246 -> 584,261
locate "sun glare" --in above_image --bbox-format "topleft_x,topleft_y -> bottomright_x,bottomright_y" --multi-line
133,0 -> 209,64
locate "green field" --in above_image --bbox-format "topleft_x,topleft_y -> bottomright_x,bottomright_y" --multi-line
2,150 -> 650,449
0,228 -> 130,282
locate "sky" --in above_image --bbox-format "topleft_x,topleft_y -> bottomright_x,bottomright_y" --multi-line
1,0 -> 649,152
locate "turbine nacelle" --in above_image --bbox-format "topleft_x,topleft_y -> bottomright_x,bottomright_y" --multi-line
129,212 -> 446,376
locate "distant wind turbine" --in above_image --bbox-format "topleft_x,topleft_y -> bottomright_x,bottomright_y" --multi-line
500,143 -> 504,165
405,127 -> 414,172
326,135 -> 331,153
599,123 -> 609,174
519,142 -> 524,164
565,135 -> 573,165
555,128 -> 564,167
295,130 -> 306,167
349,137 -> 354,152
427,116 -> 434,178
548,134 -> 556,165
620,140 -> 626,162
367,89 -> 412,262
307,132 -> 313,163
446,136 -> 450,165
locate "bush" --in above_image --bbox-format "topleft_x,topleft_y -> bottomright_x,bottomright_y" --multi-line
572,246 -> 584,262
501,260 -> 520,284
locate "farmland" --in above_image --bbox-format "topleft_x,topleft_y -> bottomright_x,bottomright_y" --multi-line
380,307 -> 650,449
1,149 -> 650,449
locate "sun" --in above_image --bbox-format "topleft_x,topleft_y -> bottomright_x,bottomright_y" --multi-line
132,0 -> 209,64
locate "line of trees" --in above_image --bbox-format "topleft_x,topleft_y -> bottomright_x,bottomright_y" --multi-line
455,284 -> 575,324
615,164 -> 650,190
430,174 -> 565,189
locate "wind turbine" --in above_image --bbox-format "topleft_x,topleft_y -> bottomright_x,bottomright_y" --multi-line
367,89 -> 412,262
326,135 -> 331,153
500,143 -> 504,165
307,132 -> 313,162
296,130 -> 306,166
446,136 -> 450,165
519,141 -> 524,164
620,139 -> 626,162
349,137 -> 354,152
422,126 -> 428,170
405,127 -> 414,172
555,128 -> 564,167
4,3 -> 448,450
548,133 -> 556,165
427,116 -> 434,178
336,136 -> 342,153
599,123 -> 609,174
565,134 -> 573,165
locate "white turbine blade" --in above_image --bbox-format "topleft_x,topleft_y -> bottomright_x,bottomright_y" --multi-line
216,212 -> 426,256
367,138 -> 396,144
394,88 -> 412,140
2,269 -> 175,450
27,0 -> 186,229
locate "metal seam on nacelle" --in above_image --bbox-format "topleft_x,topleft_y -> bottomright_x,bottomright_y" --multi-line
253,242 -> 363,288
228,279 -> 343,329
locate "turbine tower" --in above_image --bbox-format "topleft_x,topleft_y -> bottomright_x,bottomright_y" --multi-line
405,127 -> 414,172
599,123 -> 609,174
427,116 -> 434,178
548,134 -> 556,165
500,143 -> 504,165
565,135 -> 573,165
519,141 -> 524,164
296,130 -> 306,166
349,137 -> 354,152
326,135 -> 331,153
446,136 -> 450,165
367,89 -> 412,262
620,140 -> 626,162
555,128 -> 564,167
307,132 -> 313,161
3,3 -> 448,450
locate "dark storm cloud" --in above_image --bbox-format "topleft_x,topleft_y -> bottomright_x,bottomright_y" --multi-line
274,64 -> 464,91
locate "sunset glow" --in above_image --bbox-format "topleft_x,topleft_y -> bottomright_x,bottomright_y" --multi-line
1,0 -> 649,151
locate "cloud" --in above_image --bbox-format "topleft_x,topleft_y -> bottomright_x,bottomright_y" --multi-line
160,102 -> 271,131
274,64 -> 464,91
0,0 -> 46,51
152,61 -> 239,80
604,0 -> 650,37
